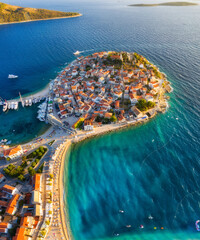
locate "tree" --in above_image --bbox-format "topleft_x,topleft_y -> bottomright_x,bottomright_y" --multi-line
136,99 -> 155,111
4,168 -> 10,175
35,159 -> 39,164
110,114 -> 117,122
32,152 -> 37,158
49,174 -> 54,179
18,175 -> 25,181
147,101 -> 155,108
31,162 -> 36,168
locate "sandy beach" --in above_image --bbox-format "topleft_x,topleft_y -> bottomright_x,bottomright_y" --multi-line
0,14 -> 82,26
59,140 -> 72,240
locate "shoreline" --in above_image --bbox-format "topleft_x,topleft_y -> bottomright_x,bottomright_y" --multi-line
59,140 -> 73,240
0,14 -> 82,26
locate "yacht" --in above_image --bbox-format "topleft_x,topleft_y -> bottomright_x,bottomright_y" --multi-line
8,74 -> 18,79
25,100 -> 29,106
10,102 -> 14,109
29,99 -> 32,106
74,51 -> 82,55
14,102 -> 18,110
3,102 -> 8,112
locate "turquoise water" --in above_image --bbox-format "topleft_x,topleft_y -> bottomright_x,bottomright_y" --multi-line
1,0 -> 200,239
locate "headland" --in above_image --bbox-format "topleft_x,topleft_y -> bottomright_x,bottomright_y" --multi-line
0,2 -> 81,25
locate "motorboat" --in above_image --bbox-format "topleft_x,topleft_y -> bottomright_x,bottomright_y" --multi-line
14,102 -> 18,110
119,210 -> 124,213
25,100 -> 29,106
8,74 -> 18,79
10,102 -> 14,109
3,102 -> 8,112
196,220 -> 200,231
126,225 -> 131,228
29,99 -> 32,106
74,50 -> 83,55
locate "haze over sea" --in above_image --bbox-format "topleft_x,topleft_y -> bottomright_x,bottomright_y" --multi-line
1,0 -> 200,239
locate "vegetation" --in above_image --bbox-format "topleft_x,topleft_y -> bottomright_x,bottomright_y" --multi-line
110,114 -> 117,122
136,99 -> 156,111
48,140 -> 55,146
103,55 -> 123,68
0,2 -> 80,24
49,174 -> 54,179
37,163 -> 44,173
27,146 -> 47,160
4,146 -> 47,178
4,164 -> 25,178
74,118 -> 84,129
28,167 -> 36,176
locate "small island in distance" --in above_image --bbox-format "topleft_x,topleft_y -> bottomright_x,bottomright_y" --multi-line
129,2 -> 198,7
0,2 -> 81,24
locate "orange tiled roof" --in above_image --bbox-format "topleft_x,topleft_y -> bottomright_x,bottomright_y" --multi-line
6,194 -> 20,215
32,174 -> 41,191
2,184 -> 15,194
0,222 -> 9,228
13,227 -> 27,240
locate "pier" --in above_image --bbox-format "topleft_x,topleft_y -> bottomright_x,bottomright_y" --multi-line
0,86 -> 50,112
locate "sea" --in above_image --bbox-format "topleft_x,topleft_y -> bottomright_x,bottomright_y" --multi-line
1,0 -> 200,239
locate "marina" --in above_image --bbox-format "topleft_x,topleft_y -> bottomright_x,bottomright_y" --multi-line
0,90 -> 49,112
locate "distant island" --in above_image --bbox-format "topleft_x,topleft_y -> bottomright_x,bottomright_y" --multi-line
0,2 -> 81,24
129,2 -> 198,7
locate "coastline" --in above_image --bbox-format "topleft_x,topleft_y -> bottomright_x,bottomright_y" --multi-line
59,140 -> 73,240
0,14 -> 82,26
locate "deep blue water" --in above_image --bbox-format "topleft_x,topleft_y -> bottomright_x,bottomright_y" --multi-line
1,0 -> 200,239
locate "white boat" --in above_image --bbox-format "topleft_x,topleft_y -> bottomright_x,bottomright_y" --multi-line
10,102 -> 14,109
74,51 -> 81,55
25,100 -> 29,106
3,102 -> 8,112
14,102 -> 18,110
29,99 -> 32,106
8,74 -> 18,79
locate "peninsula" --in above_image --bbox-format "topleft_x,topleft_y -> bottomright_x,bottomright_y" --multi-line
0,51 -> 172,240
0,2 -> 81,24
129,2 -> 198,7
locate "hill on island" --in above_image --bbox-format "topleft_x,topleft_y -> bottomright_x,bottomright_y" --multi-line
0,2 -> 80,24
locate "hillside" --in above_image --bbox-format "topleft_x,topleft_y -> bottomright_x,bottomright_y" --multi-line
0,2 -> 80,24
129,2 -> 198,7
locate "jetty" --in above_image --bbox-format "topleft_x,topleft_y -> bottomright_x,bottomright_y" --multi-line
0,86 -> 50,112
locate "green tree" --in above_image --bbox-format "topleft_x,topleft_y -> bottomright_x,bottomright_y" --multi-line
110,114 -> 117,122
18,175 -> 25,181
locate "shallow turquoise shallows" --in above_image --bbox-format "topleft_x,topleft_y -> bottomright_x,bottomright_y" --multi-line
1,0 -> 200,239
